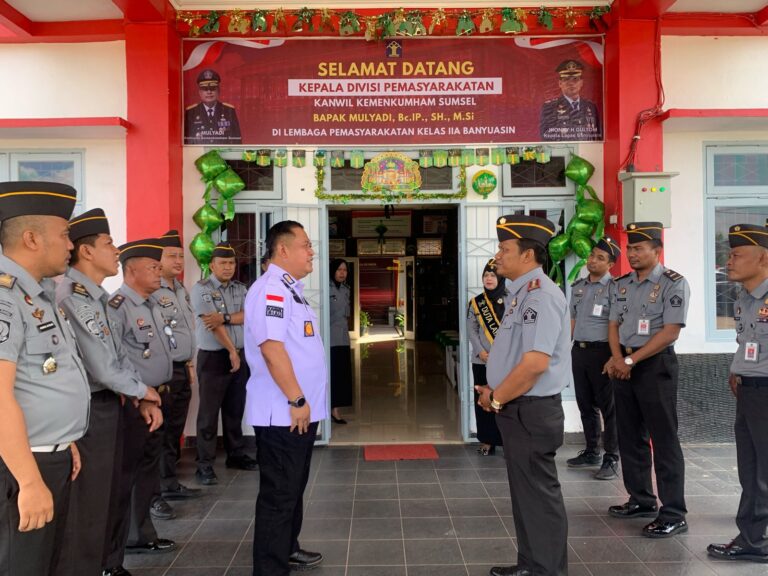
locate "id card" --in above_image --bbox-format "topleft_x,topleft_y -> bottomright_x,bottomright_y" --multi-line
745,341 -> 759,362
591,304 -> 603,317
637,318 -> 650,336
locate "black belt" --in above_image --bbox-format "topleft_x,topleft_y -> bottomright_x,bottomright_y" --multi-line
574,341 -> 609,349
200,348 -> 243,354
506,393 -> 561,405
738,376 -> 768,388
173,361 -> 191,368
157,384 -> 172,394
622,345 -> 674,356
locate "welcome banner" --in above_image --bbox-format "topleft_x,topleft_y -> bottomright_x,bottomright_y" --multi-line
182,37 -> 604,146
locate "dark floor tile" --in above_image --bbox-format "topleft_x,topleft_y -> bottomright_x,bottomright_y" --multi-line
646,561 -> 718,576
437,469 -> 481,483
208,500 -> 255,519
310,483 -> 355,501
298,539 -> 350,567
173,541 -> 240,567
354,483 -> 398,500
402,517 -> 455,539
446,498 -> 498,517
357,470 -> 397,484
128,570 -> 167,576
434,457 -> 474,469
351,517 -> 403,539
459,537 -> 516,564
301,518 -> 352,540
586,564 -> 653,575
225,569 -> 253,576
623,536 -> 695,562
401,499 -> 449,518
451,516 -> 508,538
483,482 -> 510,498
230,540 -> 252,567
191,518 -> 251,541
563,497 -> 597,515
352,499 -> 400,518
347,567 -> 405,576
347,539 -> 405,565
407,566 -> 469,576
476,468 -> 509,482
397,469 -> 439,484
435,445 -> 470,458
404,538 -> 463,565
123,550 -> 179,569
305,499 -> 353,519
398,483 -> 442,499
568,515 -> 615,537
396,459 -> 436,470
356,460 -> 395,471
686,496 -> 741,516
561,480 -> 624,498
166,568 -> 226,576
499,516 -> 517,537
314,469 -> 357,485
156,518 -> 203,542
569,537 -> 639,563
441,482 -> 482,499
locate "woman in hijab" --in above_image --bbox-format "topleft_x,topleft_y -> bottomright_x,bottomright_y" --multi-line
467,259 -> 506,455
329,258 -> 353,424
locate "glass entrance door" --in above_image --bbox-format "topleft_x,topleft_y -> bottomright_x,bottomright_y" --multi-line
396,256 -> 416,340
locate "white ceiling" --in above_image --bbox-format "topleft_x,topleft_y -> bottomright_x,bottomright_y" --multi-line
6,0 -> 123,22
668,0 -> 766,13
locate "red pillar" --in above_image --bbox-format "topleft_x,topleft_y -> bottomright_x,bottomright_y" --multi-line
125,21 -> 182,239
603,18 -> 664,274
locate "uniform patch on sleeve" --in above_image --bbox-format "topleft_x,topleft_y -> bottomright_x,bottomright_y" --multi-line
73,283 -> 90,297
0,319 -> 10,342
670,295 -> 683,307
266,305 -> 284,318
108,295 -> 124,309
266,294 -> 284,302
527,279 -> 540,291
202,293 -> 212,303
0,274 -> 16,289
304,321 -> 314,337
523,308 -> 538,324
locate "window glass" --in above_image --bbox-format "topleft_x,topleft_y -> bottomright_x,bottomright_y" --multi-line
508,157 -> 566,188
9,153 -> 84,212
713,154 -> 768,187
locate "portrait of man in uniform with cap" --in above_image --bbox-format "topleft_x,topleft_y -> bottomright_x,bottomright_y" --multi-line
184,68 -> 242,145
540,59 -> 602,142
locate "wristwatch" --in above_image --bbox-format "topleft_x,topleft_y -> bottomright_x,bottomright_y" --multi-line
288,395 -> 306,408
624,356 -> 634,367
490,391 -> 504,411
223,313 -> 231,325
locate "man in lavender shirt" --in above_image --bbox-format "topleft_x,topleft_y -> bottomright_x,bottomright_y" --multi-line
244,220 -> 327,576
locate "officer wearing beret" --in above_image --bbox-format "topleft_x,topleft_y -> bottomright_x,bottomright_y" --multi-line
191,241 -> 257,486
476,215 -> 569,576
606,222 -> 690,538
54,209 -> 162,576
0,181 -> 90,576
102,240 -> 175,573
149,230 -> 200,521
184,68 -> 242,145
540,59 -> 602,142
567,237 -> 621,480
708,223 -> 768,564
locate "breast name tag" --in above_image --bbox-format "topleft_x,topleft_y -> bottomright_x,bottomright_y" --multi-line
745,341 -> 759,362
591,304 -> 603,317
637,318 -> 650,336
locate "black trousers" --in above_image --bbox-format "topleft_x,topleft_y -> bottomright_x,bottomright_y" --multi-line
196,349 -> 249,468
253,423 -> 318,576
734,383 -> 768,553
55,390 -> 121,576
496,395 -> 567,576
613,349 -> 687,521
159,363 -> 192,491
472,363 -> 503,447
571,345 -> 618,455
330,345 -> 353,409
0,448 -> 72,576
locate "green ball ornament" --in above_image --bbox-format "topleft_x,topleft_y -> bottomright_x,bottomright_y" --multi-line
193,203 -> 224,235
189,232 -> 216,275
566,217 -> 594,238
213,168 -> 245,199
564,155 -> 595,187
575,199 -> 605,224
571,235 -> 594,259
195,150 -> 228,181
548,233 -> 571,262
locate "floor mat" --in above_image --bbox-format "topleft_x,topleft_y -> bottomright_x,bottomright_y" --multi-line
363,444 -> 439,461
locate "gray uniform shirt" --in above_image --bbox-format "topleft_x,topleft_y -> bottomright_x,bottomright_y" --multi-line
109,284 -> 173,387
731,278 -> 768,377
609,263 -> 690,347
57,267 -> 147,398
150,278 -> 195,363
0,254 -> 90,446
570,272 -> 613,342
191,276 -> 247,350
329,281 -> 351,347
486,267 -> 571,397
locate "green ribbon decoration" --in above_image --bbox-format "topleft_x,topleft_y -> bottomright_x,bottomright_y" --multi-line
251,10 -> 267,32
193,203 -> 224,235
456,11 -> 476,36
293,7 -> 316,32
195,150 -> 228,201
201,11 -> 221,33
339,11 -> 360,35
213,168 -> 245,220
189,232 -> 216,278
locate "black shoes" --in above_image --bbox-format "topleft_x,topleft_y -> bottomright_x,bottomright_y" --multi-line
125,539 -> 176,554
608,501 -> 658,518
489,566 -> 532,576
102,567 -> 132,576
707,542 -> 768,563
195,466 -> 219,485
331,415 -> 348,424
643,519 -> 688,538
149,498 -> 176,520
594,455 -> 620,480
226,454 -> 259,471
289,549 -> 323,570
161,482 -> 202,500
567,449 -> 602,468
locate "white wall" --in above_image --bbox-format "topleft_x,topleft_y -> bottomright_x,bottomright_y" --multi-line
0,42 -> 126,118
662,36 -> 768,109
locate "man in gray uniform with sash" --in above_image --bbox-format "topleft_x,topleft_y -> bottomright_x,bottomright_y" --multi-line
708,223 -> 768,564
54,208 -> 162,576
0,181 -> 90,576
476,214 -> 569,576
568,237 -> 621,480
191,241 -> 256,486
605,222 -> 690,538
103,239 -> 176,574
149,230 -> 200,520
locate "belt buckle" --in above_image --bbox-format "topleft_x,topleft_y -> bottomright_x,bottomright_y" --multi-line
158,384 -> 170,394
579,342 -> 587,349
625,347 -> 634,354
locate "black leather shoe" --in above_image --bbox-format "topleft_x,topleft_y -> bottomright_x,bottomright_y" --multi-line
331,415 -> 347,424
161,482 -> 202,500
608,501 -> 658,518
489,566 -> 532,576
288,549 -> 323,570
195,466 -> 218,485
226,454 -> 259,471
102,567 -> 132,576
707,542 -> 768,563
149,498 -> 175,520
125,539 -> 176,554
643,519 -> 688,538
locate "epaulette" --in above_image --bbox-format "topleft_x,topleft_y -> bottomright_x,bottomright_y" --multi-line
222,102 -> 235,108
0,273 -> 16,289
186,103 -> 198,110
663,269 -> 683,282
72,283 -> 90,298
527,279 -> 540,291
615,272 -> 632,281
199,278 -> 213,288
570,278 -> 586,288
108,294 -> 125,309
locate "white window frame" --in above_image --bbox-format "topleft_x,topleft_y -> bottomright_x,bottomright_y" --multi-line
6,151 -> 85,213
215,148 -> 284,201
501,144 -> 578,198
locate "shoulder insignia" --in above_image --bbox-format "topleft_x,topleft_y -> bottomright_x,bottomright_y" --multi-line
222,102 -> 235,108
615,272 -> 632,281
200,278 -> 213,288
186,103 -> 198,110
282,273 -> 295,286
663,269 -> 683,282
570,278 -> 585,288
527,279 -> 540,291
108,294 -> 125,309
72,283 -> 90,297
0,273 -> 16,289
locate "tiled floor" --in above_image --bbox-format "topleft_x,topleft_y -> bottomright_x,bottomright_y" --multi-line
125,442 -> 760,576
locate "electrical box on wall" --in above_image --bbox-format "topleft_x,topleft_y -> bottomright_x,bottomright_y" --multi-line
618,171 -> 679,227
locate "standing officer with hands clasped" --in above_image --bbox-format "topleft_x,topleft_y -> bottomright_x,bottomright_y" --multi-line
476,215 -> 570,576
0,181 -> 90,576
605,222 -> 690,538
568,237 -> 621,480
707,223 -> 768,564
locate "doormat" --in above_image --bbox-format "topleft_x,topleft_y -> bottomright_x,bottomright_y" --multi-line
364,444 -> 438,461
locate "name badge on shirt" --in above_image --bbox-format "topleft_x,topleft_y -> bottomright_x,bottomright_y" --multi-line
591,304 -> 603,317
745,341 -> 759,362
637,318 -> 650,336
304,321 -> 314,337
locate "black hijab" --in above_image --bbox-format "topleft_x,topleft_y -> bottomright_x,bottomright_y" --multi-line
482,259 -> 506,319
330,258 -> 348,289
